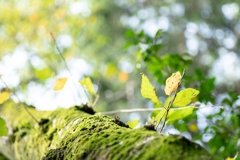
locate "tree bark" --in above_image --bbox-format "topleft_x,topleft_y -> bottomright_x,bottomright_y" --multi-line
0,101 -> 215,160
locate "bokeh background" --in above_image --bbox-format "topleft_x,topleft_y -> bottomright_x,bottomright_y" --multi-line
0,0 -> 240,159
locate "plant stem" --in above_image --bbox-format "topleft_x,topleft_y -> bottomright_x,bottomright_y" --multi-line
159,69 -> 186,133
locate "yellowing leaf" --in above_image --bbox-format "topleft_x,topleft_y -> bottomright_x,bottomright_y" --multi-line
189,123 -> 199,132
79,77 -> 95,95
173,88 -> 200,107
0,91 -> 9,104
164,71 -> 181,96
167,107 -> 194,122
127,119 -> 140,129
53,78 -> 67,91
140,73 -> 161,105
118,71 -> 128,82
0,117 -> 8,136
105,63 -> 117,77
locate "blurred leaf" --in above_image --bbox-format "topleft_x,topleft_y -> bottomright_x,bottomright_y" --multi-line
140,73 -> 161,105
225,152 -> 238,160
35,67 -> 53,80
168,107 -> 194,122
125,29 -> 135,38
105,63 -> 118,77
118,71 -> 128,83
173,88 -> 200,107
79,77 -> 96,95
0,117 -> 8,136
164,71 -> 181,95
53,78 -> 67,91
154,29 -> 162,38
0,91 -> 9,104
188,123 -> 199,132
127,119 -> 140,129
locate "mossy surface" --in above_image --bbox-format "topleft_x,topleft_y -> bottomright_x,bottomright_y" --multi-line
0,101 -> 216,160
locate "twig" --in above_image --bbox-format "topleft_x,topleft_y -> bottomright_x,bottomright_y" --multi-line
159,69 -> 186,133
0,78 -> 39,124
50,32 -> 90,102
91,94 -> 99,107
97,105 -> 224,115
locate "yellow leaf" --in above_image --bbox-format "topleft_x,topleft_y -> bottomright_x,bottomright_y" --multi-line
79,77 -> 95,95
164,71 -> 181,96
118,71 -> 128,82
0,91 -> 9,104
127,119 -> 140,129
140,73 -> 161,105
53,78 -> 67,91
189,123 -> 199,132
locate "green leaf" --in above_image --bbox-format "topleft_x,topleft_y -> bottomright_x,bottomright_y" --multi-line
164,96 -> 173,108
155,109 -> 166,124
0,91 -> 9,104
0,117 -> 8,136
151,103 -> 162,118
127,119 -> 140,129
154,29 -> 162,38
167,107 -> 194,122
79,77 -> 96,96
140,73 -> 161,105
173,88 -> 199,107
35,67 -> 53,80
125,29 -> 135,38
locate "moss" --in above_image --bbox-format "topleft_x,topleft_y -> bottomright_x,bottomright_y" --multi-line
0,101 -> 216,160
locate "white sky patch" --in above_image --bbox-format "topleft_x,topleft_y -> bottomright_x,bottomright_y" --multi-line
159,6 -> 170,16
186,38 -> 199,56
210,51 -> 240,86
128,16 -> 140,29
57,34 -> 73,48
222,3 -> 239,20
70,1 -> 91,17
0,46 -> 29,87
118,60 -> 133,73
138,9 -> 149,19
199,22 -> 212,39
0,45 -> 93,110
171,3 -> 185,17
67,58 -> 93,77
30,55 -> 46,69
222,32 -> 237,49
184,22 -> 198,38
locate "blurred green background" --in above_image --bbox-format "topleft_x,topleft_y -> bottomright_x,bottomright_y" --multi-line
0,0 -> 240,159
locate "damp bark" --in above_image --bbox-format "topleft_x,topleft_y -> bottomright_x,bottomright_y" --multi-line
0,101 -> 216,160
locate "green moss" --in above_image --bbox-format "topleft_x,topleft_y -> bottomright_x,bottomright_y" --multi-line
0,101 -> 216,160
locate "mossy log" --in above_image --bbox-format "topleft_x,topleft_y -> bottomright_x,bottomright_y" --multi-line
0,101 -> 215,160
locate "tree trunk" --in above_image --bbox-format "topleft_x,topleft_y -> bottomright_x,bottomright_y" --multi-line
0,101 -> 215,160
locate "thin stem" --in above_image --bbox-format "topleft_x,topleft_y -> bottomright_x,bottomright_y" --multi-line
50,32 -> 90,103
97,105 -> 223,115
0,78 -> 39,124
159,69 -> 186,133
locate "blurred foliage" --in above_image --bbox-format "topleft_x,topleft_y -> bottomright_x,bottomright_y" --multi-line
0,0 -> 240,159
